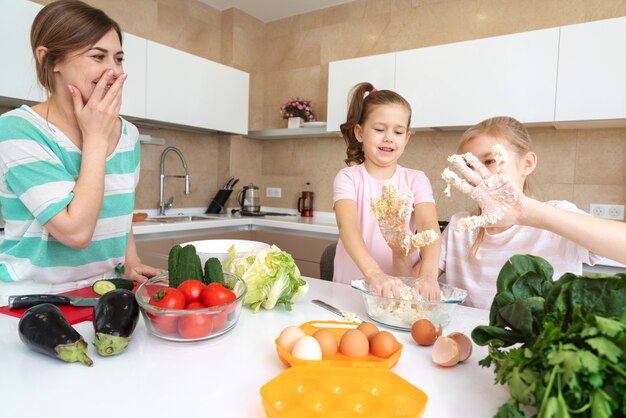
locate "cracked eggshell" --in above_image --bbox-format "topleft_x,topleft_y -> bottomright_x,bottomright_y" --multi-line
448,332 -> 473,362
431,336 -> 460,367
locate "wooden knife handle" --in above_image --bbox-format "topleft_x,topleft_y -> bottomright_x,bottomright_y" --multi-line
8,295 -> 73,310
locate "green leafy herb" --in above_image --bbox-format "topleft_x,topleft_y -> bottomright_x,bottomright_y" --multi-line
472,254 -> 626,417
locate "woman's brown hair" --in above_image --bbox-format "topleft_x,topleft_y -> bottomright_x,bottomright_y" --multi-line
340,82 -> 412,166
458,116 -> 535,256
30,0 -> 122,95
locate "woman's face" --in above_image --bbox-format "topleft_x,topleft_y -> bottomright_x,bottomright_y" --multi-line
355,103 -> 411,174
52,29 -> 124,102
459,134 -> 530,189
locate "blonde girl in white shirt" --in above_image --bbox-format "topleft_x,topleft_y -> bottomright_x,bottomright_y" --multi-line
438,116 -> 622,309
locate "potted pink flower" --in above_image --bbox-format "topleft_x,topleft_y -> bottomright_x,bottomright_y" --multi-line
279,97 -> 316,128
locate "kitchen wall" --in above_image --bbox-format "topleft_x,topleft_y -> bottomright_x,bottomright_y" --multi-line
26,0 -> 626,220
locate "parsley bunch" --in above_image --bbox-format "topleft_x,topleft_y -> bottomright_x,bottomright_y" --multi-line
472,255 -> 626,418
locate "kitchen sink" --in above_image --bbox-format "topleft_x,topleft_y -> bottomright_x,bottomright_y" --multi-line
143,215 -> 218,223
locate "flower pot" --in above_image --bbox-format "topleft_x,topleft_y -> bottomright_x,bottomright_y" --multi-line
287,117 -> 304,129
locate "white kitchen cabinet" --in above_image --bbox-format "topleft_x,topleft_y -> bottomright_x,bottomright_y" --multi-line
120,33 -> 147,119
0,0 -> 44,103
555,16 -> 626,126
146,41 -> 249,134
395,28 -> 559,129
327,53 -> 396,132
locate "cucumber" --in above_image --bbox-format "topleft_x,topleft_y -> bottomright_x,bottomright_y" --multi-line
92,279 -> 135,296
168,245 -> 182,285
204,257 -> 225,285
169,244 -> 203,288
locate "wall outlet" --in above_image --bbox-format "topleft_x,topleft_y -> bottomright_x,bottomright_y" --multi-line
266,187 -> 282,198
590,203 -> 624,220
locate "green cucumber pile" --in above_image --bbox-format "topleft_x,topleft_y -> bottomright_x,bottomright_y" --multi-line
472,255 -> 626,418
167,244 -> 225,288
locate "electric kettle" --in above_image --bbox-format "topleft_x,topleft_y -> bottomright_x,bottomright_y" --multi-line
237,184 -> 261,213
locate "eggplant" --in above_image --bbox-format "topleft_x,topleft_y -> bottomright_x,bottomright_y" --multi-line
18,303 -> 93,366
93,289 -> 139,356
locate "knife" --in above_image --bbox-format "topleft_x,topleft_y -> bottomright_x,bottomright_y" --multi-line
311,299 -> 363,323
8,294 -> 99,310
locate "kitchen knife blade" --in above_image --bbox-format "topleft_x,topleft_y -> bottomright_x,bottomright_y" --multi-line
223,177 -> 235,189
8,294 -> 99,310
228,178 -> 239,189
311,299 -> 363,323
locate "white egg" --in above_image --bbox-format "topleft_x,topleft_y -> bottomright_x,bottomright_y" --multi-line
277,326 -> 306,352
291,336 -> 323,360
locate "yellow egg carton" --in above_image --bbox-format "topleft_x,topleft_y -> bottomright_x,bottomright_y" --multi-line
275,320 -> 402,368
261,365 -> 428,418
262,320 -> 428,417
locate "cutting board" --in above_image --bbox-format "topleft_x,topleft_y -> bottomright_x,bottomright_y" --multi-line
0,286 -> 99,325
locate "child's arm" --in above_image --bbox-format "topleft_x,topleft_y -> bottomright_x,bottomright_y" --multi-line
411,202 -> 441,281
335,199 -> 406,298
521,199 -> 626,265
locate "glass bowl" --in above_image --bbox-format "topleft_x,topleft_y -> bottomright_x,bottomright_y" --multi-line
351,277 -> 467,330
135,272 -> 247,342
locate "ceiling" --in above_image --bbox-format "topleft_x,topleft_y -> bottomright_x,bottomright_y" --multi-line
197,0 -> 355,22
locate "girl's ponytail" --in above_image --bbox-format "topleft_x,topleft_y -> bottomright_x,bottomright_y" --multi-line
340,82 -> 375,166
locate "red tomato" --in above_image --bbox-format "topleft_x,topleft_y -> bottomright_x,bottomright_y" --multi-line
178,280 -> 206,304
212,312 -> 228,332
186,302 -> 206,310
178,313 -> 213,339
148,313 -> 179,334
149,287 -> 185,309
202,283 -> 236,309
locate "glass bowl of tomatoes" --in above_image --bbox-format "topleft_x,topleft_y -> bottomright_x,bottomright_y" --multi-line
135,272 -> 247,342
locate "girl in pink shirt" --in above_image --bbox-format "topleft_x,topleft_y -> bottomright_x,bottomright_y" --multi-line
333,82 -> 440,297
439,116 -> 613,309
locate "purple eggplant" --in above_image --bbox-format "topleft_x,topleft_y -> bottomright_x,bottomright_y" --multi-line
18,303 -> 93,366
93,289 -> 139,356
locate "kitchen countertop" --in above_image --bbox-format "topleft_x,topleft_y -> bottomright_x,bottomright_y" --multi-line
0,277 -> 509,418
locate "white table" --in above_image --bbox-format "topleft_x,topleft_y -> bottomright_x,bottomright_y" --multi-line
0,278 -> 509,417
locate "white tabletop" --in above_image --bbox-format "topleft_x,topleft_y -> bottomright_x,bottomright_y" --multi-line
0,278 -> 508,417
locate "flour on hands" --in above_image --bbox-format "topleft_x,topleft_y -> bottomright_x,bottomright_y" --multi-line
371,184 -> 438,255
441,144 -> 527,232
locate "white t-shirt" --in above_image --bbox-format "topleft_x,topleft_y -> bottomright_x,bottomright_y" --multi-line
440,200 -> 603,309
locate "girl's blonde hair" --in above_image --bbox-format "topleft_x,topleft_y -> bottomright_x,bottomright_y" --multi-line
457,116 -> 535,256
31,0 -> 122,95
340,82 -> 412,166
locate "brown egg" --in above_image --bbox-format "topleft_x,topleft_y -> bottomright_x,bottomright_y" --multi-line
312,329 -> 338,358
339,329 -> 369,358
356,322 -> 379,341
370,331 -> 399,358
431,336 -> 461,367
411,319 -> 441,346
448,332 -> 473,362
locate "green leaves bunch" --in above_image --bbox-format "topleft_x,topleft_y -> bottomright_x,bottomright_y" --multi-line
472,255 -> 626,418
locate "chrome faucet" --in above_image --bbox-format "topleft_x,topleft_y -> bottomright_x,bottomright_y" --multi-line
159,146 -> 191,216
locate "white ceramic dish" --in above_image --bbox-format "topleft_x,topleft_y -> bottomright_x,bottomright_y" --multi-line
180,239 -> 270,265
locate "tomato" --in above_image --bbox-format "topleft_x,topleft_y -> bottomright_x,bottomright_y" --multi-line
178,280 -> 206,304
202,283 -> 236,309
178,313 -> 213,339
186,302 -> 206,310
149,287 -> 186,309
148,313 -> 179,334
211,312 -> 228,332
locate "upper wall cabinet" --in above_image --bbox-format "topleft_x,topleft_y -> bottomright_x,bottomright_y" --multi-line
146,41 -> 249,135
555,16 -> 626,126
0,0 -> 44,103
395,28 -> 559,129
120,33 -> 147,119
327,53 -> 396,132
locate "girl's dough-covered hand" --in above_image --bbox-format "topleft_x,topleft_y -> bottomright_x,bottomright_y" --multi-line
371,185 -> 438,255
441,144 -> 528,232
368,272 -> 411,299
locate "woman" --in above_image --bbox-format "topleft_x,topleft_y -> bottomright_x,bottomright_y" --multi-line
0,1 -> 163,304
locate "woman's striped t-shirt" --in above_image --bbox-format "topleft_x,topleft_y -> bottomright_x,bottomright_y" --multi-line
0,105 -> 140,291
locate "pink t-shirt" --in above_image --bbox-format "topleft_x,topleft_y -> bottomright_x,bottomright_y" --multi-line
332,164 -> 435,285
440,200 -> 603,310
